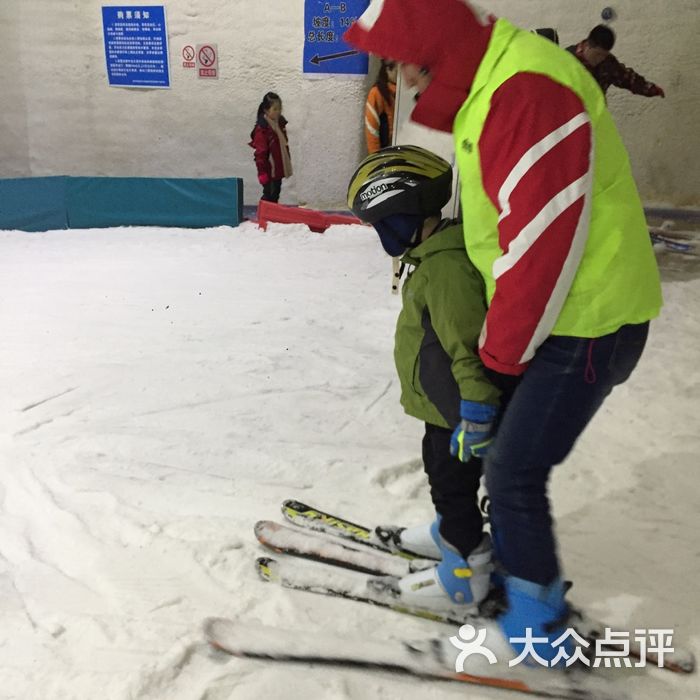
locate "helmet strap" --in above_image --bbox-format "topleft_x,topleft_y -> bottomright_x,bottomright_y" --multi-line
391,258 -> 403,295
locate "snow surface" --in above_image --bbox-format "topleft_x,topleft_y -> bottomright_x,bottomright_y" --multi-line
1,221 -> 698,700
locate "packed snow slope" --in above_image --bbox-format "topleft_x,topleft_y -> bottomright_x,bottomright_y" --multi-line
1,222 -> 698,699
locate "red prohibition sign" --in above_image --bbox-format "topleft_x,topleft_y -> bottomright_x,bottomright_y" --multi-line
182,45 -> 195,61
199,45 -> 216,67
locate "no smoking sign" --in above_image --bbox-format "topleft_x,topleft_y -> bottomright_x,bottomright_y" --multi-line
196,43 -> 218,79
182,45 -> 195,68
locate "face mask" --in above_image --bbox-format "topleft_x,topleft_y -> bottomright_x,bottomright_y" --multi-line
373,214 -> 424,256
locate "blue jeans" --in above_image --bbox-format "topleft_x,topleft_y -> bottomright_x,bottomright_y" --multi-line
484,322 -> 650,585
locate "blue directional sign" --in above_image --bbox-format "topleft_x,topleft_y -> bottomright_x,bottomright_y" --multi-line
303,0 -> 370,76
102,6 -> 170,88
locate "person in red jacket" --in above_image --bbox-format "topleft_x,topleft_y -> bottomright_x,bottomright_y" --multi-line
249,92 -> 293,203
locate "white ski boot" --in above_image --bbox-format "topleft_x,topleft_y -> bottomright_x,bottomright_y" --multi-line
374,519 -> 442,559
394,533 -> 493,611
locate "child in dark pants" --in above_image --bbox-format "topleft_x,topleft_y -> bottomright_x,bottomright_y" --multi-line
347,146 -> 500,612
249,92 -> 293,203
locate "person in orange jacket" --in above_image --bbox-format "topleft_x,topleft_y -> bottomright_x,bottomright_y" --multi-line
249,92 -> 293,203
364,60 -> 397,153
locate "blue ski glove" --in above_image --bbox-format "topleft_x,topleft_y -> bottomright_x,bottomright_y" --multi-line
450,400 -> 498,462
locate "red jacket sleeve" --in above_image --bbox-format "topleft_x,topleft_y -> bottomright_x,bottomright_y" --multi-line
476,72 -> 593,375
251,127 -> 271,177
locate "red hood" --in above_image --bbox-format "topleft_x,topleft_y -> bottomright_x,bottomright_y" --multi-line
344,0 -> 495,132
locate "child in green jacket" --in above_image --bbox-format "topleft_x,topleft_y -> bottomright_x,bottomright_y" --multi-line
347,146 -> 500,613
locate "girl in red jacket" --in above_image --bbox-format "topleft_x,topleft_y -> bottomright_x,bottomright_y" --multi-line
249,92 -> 293,203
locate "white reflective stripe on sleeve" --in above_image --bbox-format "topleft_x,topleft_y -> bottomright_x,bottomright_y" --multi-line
517,142 -> 595,364
493,170 -> 590,280
365,102 -> 380,136
478,316 -> 488,349
498,112 -> 590,224
366,102 -> 379,122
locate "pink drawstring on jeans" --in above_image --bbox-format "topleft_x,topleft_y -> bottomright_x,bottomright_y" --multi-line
584,339 -> 597,384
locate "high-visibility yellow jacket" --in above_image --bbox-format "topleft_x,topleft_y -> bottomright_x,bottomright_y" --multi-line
453,19 -> 662,374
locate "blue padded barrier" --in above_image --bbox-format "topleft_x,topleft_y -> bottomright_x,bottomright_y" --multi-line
66,177 -> 243,229
0,176 -> 243,231
0,177 -> 68,232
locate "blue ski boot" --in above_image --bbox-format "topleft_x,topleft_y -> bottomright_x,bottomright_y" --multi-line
498,576 -> 573,667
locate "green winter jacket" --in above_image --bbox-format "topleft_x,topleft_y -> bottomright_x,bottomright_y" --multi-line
394,222 -> 500,429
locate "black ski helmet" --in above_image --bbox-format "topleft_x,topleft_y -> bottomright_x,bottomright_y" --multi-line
347,145 -> 453,225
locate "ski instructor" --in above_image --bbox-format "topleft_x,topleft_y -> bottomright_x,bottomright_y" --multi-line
345,0 -> 662,665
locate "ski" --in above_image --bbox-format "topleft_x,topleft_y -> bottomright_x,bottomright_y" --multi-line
649,224 -> 700,255
650,232 -> 698,254
255,555 -> 496,625
272,504 -> 696,675
204,616 -> 628,700
281,498 -> 438,559
255,519 -> 435,577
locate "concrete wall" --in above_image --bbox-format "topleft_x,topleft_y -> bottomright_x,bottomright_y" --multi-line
0,0 -> 371,208
1,1 -> 698,208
